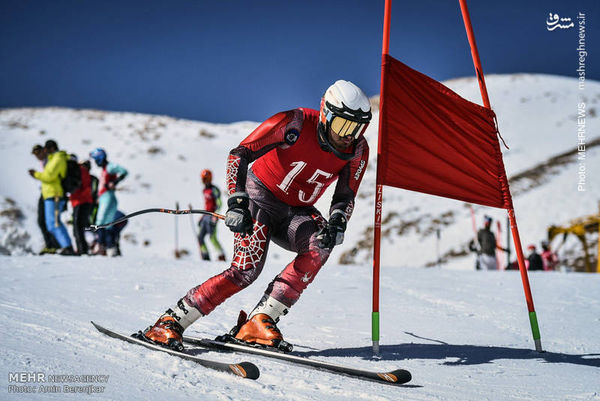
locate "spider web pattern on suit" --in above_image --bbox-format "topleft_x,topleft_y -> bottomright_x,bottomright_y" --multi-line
232,221 -> 268,271
226,154 -> 241,195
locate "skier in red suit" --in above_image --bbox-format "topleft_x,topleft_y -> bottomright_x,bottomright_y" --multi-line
197,169 -> 226,261
142,80 -> 372,351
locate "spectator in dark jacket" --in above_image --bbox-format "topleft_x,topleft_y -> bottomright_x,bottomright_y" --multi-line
471,215 -> 498,270
526,245 -> 544,271
69,157 -> 94,255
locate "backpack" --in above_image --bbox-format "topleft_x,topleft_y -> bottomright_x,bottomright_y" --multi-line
62,159 -> 82,194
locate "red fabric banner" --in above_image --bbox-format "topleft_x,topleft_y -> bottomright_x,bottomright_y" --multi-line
378,55 -> 513,209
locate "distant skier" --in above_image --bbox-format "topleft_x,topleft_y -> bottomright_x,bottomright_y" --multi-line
141,80 -> 371,351
526,244 -> 544,271
28,140 -> 75,255
197,169 -> 225,261
469,215 -> 498,270
89,148 -> 128,256
31,144 -> 61,254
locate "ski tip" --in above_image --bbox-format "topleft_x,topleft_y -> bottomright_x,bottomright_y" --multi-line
377,369 -> 412,385
229,362 -> 260,380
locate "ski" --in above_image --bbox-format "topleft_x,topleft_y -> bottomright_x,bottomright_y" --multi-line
90,322 -> 259,380
183,335 -> 411,386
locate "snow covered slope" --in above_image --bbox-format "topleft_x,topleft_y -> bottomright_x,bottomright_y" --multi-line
1,256 -> 599,400
1,73 -> 599,400
1,74 -> 599,270
347,74 -> 600,269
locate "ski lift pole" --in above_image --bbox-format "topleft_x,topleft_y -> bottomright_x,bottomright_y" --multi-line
436,228 -> 441,268
460,0 -> 543,352
597,201 -> 600,273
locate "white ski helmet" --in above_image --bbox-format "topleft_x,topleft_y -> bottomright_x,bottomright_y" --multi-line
318,80 -> 372,160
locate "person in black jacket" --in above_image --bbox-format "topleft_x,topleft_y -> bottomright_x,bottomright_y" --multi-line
526,245 -> 544,271
469,215 -> 498,270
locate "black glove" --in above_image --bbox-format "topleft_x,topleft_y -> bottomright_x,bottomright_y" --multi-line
225,192 -> 253,236
316,210 -> 347,250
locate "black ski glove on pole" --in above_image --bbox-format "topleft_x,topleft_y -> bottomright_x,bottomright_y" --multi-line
316,210 -> 347,250
225,192 -> 253,236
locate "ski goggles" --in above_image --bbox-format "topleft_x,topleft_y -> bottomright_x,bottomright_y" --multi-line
322,109 -> 369,140
330,116 -> 368,139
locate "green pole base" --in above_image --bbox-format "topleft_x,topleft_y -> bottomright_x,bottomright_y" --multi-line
529,311 -> 543,352
372,312 -> 380,355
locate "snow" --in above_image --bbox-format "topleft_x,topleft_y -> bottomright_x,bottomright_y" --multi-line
1,74 -> 599,268
1,256 -> 599,400
1,73 -> 599,399
350,74 -> 600,270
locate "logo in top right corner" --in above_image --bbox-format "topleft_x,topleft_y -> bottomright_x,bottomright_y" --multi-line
546,13 -> 575,31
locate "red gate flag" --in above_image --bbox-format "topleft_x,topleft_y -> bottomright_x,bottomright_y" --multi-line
378,55 -> 513,210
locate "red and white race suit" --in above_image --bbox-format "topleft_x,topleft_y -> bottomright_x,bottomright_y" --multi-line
184,108 -> 369,315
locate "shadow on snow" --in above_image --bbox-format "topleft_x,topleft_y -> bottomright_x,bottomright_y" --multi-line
297,336 -> 600,368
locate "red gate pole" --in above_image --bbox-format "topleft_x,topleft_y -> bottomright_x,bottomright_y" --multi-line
458,0 -> 543,352
372,0 -> 392,355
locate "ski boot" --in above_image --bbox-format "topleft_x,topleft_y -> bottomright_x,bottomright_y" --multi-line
226,311 -> 293,352
135,299 -> 202,351
58,246 -> 76,256
39,247 -> 57,255
137,315 -> 184,351
92,244 -> 107,256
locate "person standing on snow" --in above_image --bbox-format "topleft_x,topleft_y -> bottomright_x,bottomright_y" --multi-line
140,80 -> 371,352
540,240 -> 559,271
89,148 -> 128,256
469,215 -> 499,270
31,144 -> 61,254
197,169 -> 226,261
107,210 -> 128,256
526,244 -> 544,271
28,140 -> 75,256
69,156 -> 94,255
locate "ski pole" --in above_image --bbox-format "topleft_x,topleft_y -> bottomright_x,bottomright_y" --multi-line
188,203 -> 199,238
174,202 -> 180,259
469,205 -> 478,246
506,216 -> 511,269
188,203 -> 204,259
86,208 -> 225,232
496,220 -> 503,270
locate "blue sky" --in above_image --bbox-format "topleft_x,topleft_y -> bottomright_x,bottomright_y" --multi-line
1,0 -> 597,123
